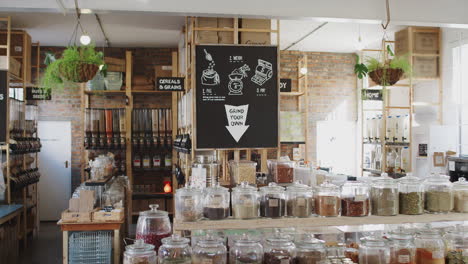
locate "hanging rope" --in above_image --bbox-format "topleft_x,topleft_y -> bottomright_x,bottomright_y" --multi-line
67,0 -> 85,46
381,0 -> 391,30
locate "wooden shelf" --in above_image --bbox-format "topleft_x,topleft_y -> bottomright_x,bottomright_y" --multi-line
84,90 -> 125,95
173,213 -> 468,231
132,90 -> 172,94
280,92 -> 304,97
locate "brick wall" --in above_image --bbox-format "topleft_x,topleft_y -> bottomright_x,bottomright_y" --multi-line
36,47 -> 176,190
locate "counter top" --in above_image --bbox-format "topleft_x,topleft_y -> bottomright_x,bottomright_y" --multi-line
0,204 -> 23,225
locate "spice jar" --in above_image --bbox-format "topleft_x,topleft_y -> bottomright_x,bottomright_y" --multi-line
175,183 -> 203,222
358,236 -> 390,264
192,235 -> 227,264
388,229 -> 416,264
286,181 -> 314,218
295,235 -> 327,264
229,234 -> 263,264
158,234 -> 192,264
191,155 -> 220,188
230,160 -> 257,185
314,181 -> 341,217
269,159 -> 295,184
340,181 -> 370,217
444,226 -> 468,264
424,174 -> 453,213
371,173 -> 399,216
123,239 -> 157,264
398,174 -> 425,215
452,178 -> 468,213
203,183 -> 230,220
136,204 -> 172,251
259,182 -> 286,218
414,228 -> 445,264
231,182 -> 259,219
263,233 -> 296,264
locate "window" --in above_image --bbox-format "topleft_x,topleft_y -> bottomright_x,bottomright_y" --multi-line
452,43 -> 468,156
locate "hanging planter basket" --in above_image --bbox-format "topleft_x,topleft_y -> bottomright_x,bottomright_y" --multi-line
368,67 -> 404,86
59,61 -> 99,83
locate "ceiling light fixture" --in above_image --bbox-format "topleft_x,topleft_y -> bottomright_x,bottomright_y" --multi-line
80,8 -> 93,14
355,24 -> 365,51
80,34 -> 91,45
300,67 -> 308,75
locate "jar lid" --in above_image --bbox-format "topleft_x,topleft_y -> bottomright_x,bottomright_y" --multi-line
453,178 -> 468,189
372,173 -> 397,186
176,182 -> 201,195
360,236 -> 387,246
424,174 -> 452,184
265,232 -> 293,244
388,227 -> 413,241
286,181 -> 311,191
206,182 -> 229,193
196,234 -> 225,247
232,182 -> 258,193
397,173 -> 421,185
125,239 -> 155,252
161,234 -> 190,246
260,182 -> 285,193
315,180 -> 340,192
139,204 -> 168,217
234,233 -> 260,244
295,234 -> 325,248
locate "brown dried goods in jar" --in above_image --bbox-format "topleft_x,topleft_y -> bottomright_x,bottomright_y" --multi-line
276,164 -> 294,183
315,195 -> 340,217
341,197 -> 370,217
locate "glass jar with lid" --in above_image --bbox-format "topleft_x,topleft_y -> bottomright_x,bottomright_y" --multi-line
191,155 -> 220,188
229,233 -> 263,264
123,239 -> 157,264
158,234 -> 192,264
268,158 -> 295,184
444,226 -> 468,264
229,160 -> 257,185
263,233 -> 296,263
231,182 -> 259,219
175,183 -> 203,222
340,181 -> 370,217
295,234 -> 327,264
314,181 -> 341,217
259,182 -> 286,218
286,181 -> 314,217
414,227 -> 445,264
371,173 -> 399,216
452,178 -> 468,213
136,204 -> 172,251
203,182 -> 230,220
388,228 -> 416,264
192,235 -> 227,264
424,174 -> 453,213
398,173 -> 425,215
359,235 -> 390,264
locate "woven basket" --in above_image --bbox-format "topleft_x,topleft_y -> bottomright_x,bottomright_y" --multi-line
60,61 -> 99,83
368,68 -> 404,86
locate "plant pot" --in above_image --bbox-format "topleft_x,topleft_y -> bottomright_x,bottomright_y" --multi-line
368,68 -> 404,86
60,61 -> 99,83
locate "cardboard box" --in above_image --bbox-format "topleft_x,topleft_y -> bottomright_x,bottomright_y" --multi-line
414,31 -> 439,54
196,17 -> 218,28
241,18 -> 271,29
218,18 -> 234,28
218,32 -> 234,44
413,56 -> 439,78
78,190 -> 95,213
155,65 -> 173,78
61,209 -> 93,223
0,56 -> 21,76
93,208 -> 124,222
68,198 -> 80,212
197,31 -> 219,44
240,32 -> 271,45
104,57 -> 125,72
394,28 -> 409,56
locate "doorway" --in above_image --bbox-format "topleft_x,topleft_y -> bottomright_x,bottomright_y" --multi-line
37,121 -> 72,221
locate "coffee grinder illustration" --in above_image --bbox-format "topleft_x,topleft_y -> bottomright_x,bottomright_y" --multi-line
228,64 -> 250,95
251,59 -> 273,86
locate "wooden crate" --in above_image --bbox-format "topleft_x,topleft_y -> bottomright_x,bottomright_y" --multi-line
413,56 -> 439,78
197,31 -> 219,44
0,56 -> 21,76
61,209 -> 93,223
218,18 -> 234,28
414,31 -> 439,54
394,28 -> 409,56
93,208 -> 124,222
240,19 -> 271,45
104,57 -> 125,72
195,17 -> 218,28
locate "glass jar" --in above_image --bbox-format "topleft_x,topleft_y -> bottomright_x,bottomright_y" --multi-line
388,229 -> 416,264
158,234 -> 192,264
269,159 -> 295,184
444,226 -> 468,264
314,181 -> 341,217
192,235 -> 227,264
136,204 -> 172,251
175,183 -> 203,222
359,236 -> 390,264
295,235 -> 327,264
424,174 -> 453,213
453,178 -> 468,213
229,234 -> 263,264
230,160 -> 257,185
123,239 -> 157,264
398,174 -> 425,215
259,182 -> 286,218
414,228 -> 445,264
203,183 -> 230,220
340,181 -> 370,217
371,173 -> 399,216
263,233 -> 296,263
231,182 -> 259,219
286,181 -> 314,217
191,155 -> 220,188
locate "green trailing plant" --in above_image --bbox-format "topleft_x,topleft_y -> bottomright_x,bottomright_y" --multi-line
40,45 -> 104,91
354,54 -> 369,79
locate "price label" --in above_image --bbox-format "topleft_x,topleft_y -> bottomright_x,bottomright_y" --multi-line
355,195 -> 367,202
184,198 -> 194,207
449,161 -> 455,171
269,198 -> 279,207
398,255 -> 411,263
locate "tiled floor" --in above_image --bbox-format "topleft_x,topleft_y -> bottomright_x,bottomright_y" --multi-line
19,222 -> 62,264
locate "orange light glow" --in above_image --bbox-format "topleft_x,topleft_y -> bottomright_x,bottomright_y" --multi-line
163,182 -> 172,193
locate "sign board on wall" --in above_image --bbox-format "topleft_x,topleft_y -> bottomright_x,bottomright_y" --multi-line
156,77 -> 185,92
26,87 -> 51,100
195,45 -> 278,149
362,89 -> 383,101
0,71 -> 7,143
280,78 -> 291,92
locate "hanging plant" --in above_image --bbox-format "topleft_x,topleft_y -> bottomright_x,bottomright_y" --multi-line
40,45 -> 104,91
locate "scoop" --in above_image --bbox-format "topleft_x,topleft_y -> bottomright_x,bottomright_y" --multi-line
204,49 -> 213,61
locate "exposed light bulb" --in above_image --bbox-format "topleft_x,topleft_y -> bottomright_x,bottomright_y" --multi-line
80,34 -> 91,45
80,8 -> 93,14
300,67 -> 308,75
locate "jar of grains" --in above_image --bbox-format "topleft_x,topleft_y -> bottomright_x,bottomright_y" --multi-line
388,228 -> 416,264
203,183 -> 230,220
229,234 -> 263,264
358,236 -> 390,264
231,182 -> 260,219
229,160 -> 257,185
259,182 -> 286,218
398,173 -> 425,215
263,233 -> 296,264
294,234 -> 327,264
175,183 -> 203,222
340,181 -> 370,217
314,181 -> 341,217
444,226 -> 468,264
286,181 -> 314,217
414,227 -> 445,264
424,174 -> 453,213
452,178 -> 468,213
192,235 -> 227,264
371,173 -> 399,216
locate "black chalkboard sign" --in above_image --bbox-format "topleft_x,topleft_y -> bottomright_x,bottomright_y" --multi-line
280,78 -> 291,92
196,45 -> 278,149
26,87 -> 51,100
156,77 -> 185,92
362,89 -> 383,101
0,71 -> 7,143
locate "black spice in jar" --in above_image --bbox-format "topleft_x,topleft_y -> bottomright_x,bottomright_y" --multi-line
203,207 -> 229,220
264,251 -> 294,264
260,195 -> 285,218
341,197 -> 370,217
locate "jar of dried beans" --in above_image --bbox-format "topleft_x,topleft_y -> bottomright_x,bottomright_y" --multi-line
229,234 -> 263,264
371,173 -> 399,216
203,183 -> 230,220
269,158 -> 295,184
259,182 -> 286,218
444,226 -> 468,264
263,233 -> 296,264
358,235 -> 390,264
414,228 -> 445,264
231,182 -> 259,219
136,204 -> 172,252
314,181 -> 341,217
192,235 -> 227,264
424,174 -> 453,213
175,183 -> 203,222
286,181 -> 314,217
340,181 -> 370,217
295,234 -> 327,264
452,178 -> 468,213
398,174 -> 424,215
388,228 -> 416,264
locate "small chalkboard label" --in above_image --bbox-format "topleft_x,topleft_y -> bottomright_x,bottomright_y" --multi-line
362,89 -> 383,101
280,78 -> 291,92
418,143 -> 428,157
26,87 -> 51,100
156,77 -> 185,92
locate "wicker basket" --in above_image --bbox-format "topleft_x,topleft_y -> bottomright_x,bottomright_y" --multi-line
60,61 -> 99,83
368,68 -> 404,86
